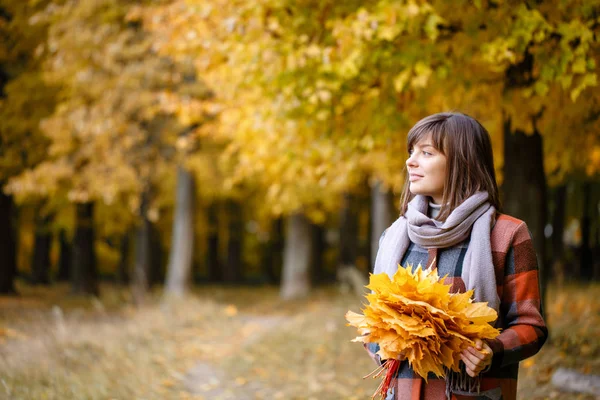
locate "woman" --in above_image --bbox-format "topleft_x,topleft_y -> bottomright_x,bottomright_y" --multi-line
365,112 -> 547,400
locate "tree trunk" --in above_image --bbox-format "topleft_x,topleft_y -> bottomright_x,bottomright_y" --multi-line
580,182 -> 594,281
149,226 -> 163,286
280,213 -> 312,300
0,190 -> 18,294
223,199 -> 243,283
595,209 -> 600,281
339,192 -> 359,268
502,120 -> 548,310
594,184 -> 600,281
365,188 -> 373,274
262,217 -> 283,284
132,190 -> 151,304
165,166 -> 195,297
31,209 -> 53,284
311,222 -> 326,284
56,229 -> 71,281
206,202 -> 221,282
116,231 -> 130,285
71,202 -> 99,296
371,181 -> 395,270
550,184 -> 567,285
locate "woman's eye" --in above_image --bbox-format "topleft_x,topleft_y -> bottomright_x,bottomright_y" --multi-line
423,151 -> 432,156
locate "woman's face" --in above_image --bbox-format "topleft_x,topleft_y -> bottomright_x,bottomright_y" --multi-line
406,135 -> 447,204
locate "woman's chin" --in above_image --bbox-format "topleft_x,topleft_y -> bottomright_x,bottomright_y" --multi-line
409,185 -> 425,196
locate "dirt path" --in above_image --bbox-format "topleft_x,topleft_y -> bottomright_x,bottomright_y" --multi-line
182,315 -> 291,399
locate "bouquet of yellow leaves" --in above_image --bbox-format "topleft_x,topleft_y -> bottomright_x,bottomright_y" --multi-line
345,264 -> 500,399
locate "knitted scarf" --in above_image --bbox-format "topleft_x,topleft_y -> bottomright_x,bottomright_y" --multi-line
373,191 -> 500,399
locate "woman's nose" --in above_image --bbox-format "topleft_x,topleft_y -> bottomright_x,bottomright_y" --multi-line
406,153 -> 417,168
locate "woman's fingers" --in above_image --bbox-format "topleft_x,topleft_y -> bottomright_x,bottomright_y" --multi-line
481,341 -> 493,356
461,355 -> 483,377
465,346 -> 487,360
460,354 -> 478,377
474,338 -> 483,350
461,350 -> 482,366
461,342 -> 493,377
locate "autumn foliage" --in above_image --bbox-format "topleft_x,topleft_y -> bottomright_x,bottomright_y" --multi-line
346,264 -> 500,396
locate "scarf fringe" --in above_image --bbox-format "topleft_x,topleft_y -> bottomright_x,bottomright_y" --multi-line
445,365 -> 481,400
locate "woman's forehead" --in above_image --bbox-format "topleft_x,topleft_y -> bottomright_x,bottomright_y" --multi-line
413,134 -> 434,145
409,132 -> 434,146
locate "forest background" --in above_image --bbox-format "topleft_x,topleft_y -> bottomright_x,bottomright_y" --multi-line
0,0 -> 599,399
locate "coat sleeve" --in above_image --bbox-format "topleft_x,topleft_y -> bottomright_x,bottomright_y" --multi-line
486,222 -> 548,368
364,342 -> 383,366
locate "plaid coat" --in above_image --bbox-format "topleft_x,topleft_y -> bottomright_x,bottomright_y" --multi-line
365,214 -> 548,400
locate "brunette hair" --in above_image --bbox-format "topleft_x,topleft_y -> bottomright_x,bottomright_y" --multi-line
398,112 -> 501,221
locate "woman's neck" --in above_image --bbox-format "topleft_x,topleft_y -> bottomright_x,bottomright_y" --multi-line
428,200 -> 442,219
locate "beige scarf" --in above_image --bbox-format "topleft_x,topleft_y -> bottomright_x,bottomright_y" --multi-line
374,191 -> 499,311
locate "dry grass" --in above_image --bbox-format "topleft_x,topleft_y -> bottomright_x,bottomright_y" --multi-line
0,281 -> 598,399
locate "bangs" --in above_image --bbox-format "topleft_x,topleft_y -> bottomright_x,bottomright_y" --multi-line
406,119 -> 447,154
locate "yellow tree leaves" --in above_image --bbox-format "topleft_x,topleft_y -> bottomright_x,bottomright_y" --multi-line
0,0 -> 58,183
138,0 -> 600,218
133,0 -> 600,219
137,0 -> 368,218
7,0 -> 217,224
346,264 -> 500,380
4,0 -> 599,226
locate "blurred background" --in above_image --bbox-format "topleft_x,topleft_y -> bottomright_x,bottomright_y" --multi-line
0,0 -> 599,399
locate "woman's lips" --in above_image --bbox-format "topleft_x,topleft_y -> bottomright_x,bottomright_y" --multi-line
409,174 -> 423,181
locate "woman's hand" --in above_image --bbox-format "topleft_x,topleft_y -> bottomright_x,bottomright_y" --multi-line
460,339 -> 493,377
